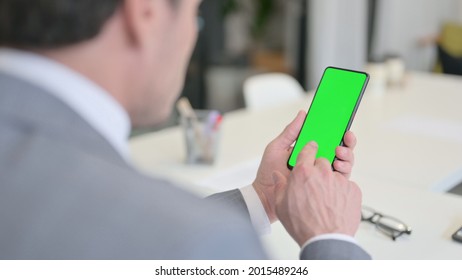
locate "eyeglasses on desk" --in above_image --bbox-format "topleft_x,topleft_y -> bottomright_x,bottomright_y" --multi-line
361,206 -> 412,241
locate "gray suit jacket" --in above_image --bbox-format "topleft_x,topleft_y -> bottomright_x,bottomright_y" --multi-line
0,72 -> 370,260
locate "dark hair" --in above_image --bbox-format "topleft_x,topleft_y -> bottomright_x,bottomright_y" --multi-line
0,0 -> 123,48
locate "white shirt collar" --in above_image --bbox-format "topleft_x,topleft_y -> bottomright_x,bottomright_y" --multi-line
0,48 -> 131,160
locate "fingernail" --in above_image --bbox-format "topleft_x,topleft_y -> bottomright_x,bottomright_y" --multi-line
309,141 -> 318,149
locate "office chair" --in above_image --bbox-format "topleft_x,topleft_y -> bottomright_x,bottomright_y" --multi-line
243,73 -> 305,110
434,22 -> 462,75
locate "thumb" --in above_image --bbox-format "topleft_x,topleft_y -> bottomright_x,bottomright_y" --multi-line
274,110 -> 306,148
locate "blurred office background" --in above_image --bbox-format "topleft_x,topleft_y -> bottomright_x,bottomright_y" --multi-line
128,1 -> 462,252
134,0 -> 462,131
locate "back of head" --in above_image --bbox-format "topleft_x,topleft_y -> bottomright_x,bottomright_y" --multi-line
0,0 -> 122,48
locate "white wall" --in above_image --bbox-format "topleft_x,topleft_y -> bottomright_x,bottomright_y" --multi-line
459,0 -> 462,21
306,0 -> 368,89
371,0 -> 461,71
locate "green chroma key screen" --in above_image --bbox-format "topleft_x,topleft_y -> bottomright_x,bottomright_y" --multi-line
288,67 -> 369,168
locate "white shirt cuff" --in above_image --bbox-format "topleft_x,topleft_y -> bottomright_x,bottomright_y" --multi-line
239,185 -> 271,235
300,233 -> 358,258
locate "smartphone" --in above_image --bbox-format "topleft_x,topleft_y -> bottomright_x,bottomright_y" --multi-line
452,226 -> 462,243
287,67 -> 369,169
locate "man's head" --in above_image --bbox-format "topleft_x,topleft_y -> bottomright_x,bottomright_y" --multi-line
0,0 -> 122,48
0,0 -> 201,127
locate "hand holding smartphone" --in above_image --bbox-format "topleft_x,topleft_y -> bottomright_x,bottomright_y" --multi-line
287,67 -> 369,169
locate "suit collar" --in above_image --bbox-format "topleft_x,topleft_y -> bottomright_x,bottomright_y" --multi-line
0,72 -> 129,167
0,48 -> 131,160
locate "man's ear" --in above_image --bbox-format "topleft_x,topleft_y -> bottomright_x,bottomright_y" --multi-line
121,0 -> 161,48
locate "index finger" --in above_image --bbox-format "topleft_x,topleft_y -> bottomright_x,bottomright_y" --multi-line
296,141 -> 319,167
